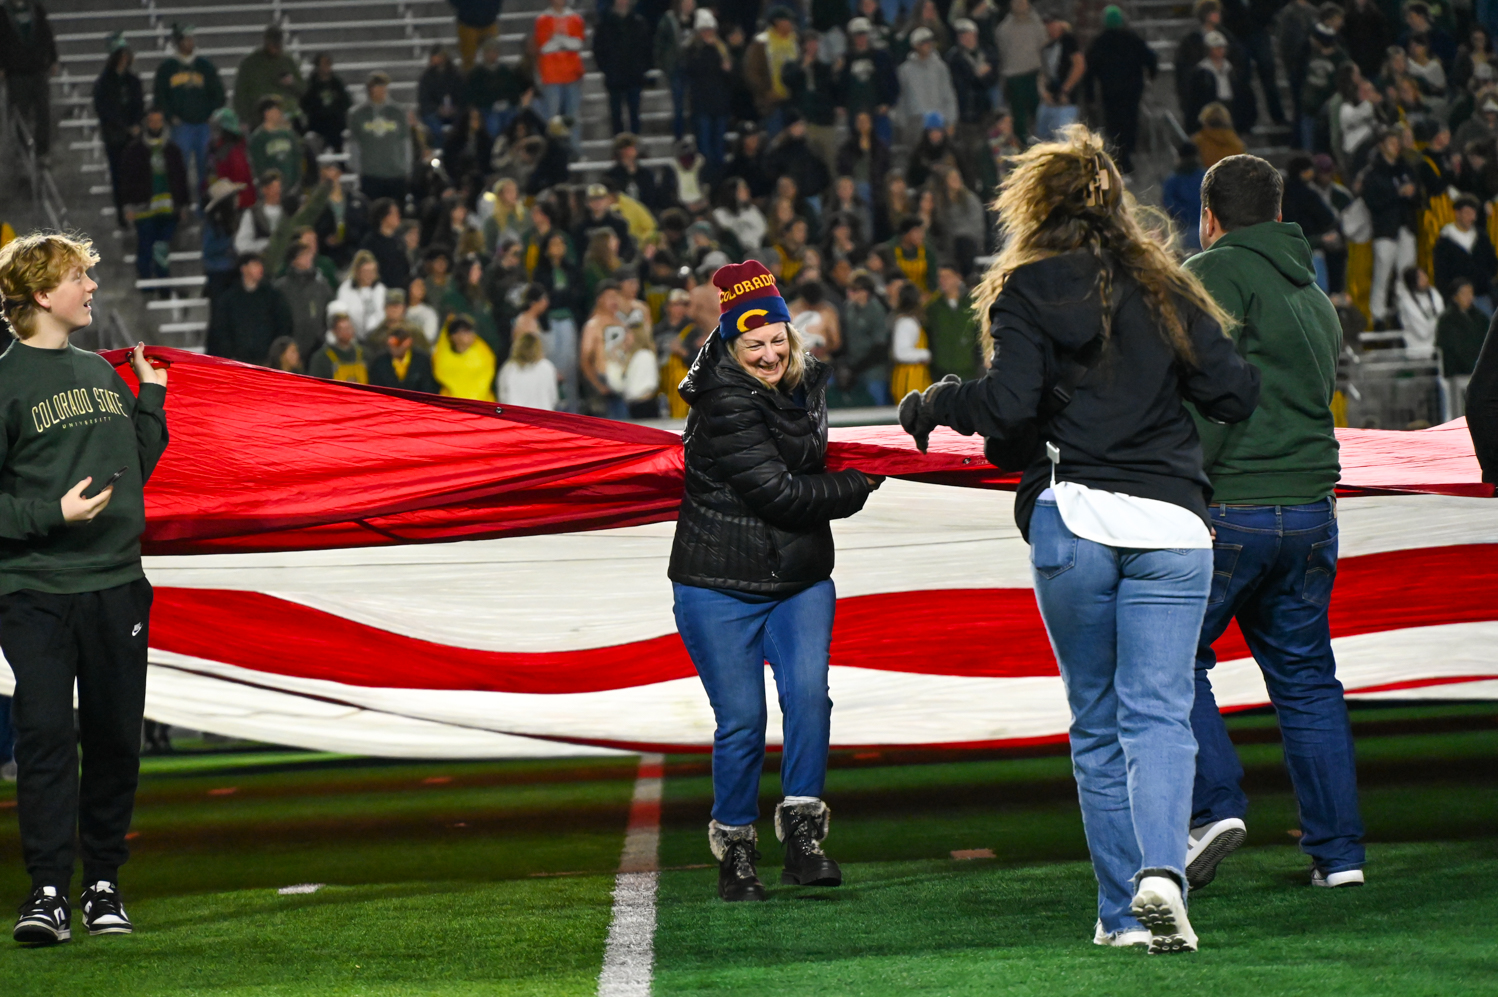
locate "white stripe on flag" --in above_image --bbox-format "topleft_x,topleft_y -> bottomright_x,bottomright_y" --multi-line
598,753 -> 665,997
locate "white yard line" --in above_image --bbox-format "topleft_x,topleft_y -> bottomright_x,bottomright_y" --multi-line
597,753 -> 665,997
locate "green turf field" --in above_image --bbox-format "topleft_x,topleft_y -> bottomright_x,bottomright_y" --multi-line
1,704 -> 1496,996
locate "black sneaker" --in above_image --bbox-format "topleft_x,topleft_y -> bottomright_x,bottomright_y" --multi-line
776,799 -> 842,887
13,887 -> 70,945
81,881 -> 133,935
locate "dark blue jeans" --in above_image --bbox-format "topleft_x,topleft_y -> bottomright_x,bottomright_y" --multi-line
1190,499 -> 1366,873
673,579 -> 836,827
134,213 -> 178,281
670,70 -> 687,141
694,113 -> 728,169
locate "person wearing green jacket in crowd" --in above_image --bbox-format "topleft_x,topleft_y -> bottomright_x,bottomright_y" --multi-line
925,263 -> 981,381
234,23 -> 305,128
248,97 -> 305,193
1436,276 -> 1489,419
1180,154 -> 1367,894
152,23 -> 224,193
839,270 -> 892,405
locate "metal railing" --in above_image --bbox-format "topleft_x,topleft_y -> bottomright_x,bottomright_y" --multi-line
2,82 -> 71,231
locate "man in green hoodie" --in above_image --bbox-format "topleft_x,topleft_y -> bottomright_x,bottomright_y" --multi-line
0,232 -> 169,944
152,23 -> 224,194
1181,154 -> 1365,893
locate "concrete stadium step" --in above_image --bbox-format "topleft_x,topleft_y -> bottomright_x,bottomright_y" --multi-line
145,297 -> 209,311
137,276 -> 207,291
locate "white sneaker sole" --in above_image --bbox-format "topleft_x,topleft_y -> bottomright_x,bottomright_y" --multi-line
1186,819 -> 1247,890
1131,888 -> 1198,955
87,921 -> 133,936
1313,868 -> 1365,888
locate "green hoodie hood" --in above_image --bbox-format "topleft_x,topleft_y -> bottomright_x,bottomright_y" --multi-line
1209,221 -> 1318,288
1184,220 -> 1342,504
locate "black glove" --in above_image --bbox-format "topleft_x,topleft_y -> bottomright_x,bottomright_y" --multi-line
898,374 -> 962,453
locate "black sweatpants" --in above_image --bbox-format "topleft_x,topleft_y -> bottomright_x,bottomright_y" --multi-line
0,579 -> 152,890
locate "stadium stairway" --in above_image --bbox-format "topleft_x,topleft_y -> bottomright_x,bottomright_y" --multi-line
1128,0 -> 1297,163
43,0 -> 679,353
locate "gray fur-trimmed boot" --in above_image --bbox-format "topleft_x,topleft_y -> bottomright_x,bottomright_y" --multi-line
709,821 -> 767,902
775,799 -> 842,887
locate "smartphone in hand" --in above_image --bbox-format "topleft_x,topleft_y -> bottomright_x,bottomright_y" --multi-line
84,466 -> 128,500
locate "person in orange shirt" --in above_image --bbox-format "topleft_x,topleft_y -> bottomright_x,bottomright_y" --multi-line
532,0 -> 585,146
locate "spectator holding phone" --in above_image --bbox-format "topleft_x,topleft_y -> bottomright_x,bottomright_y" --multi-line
0,232 -> 170,944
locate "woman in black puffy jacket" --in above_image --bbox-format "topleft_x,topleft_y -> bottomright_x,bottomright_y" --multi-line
669,260 -> 881,902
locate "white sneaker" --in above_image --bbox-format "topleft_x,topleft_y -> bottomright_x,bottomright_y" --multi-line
1185,817 -> 1246,890
1130,875 -> 1198,954
1093,919 -> 1151,948
1312,867 -> 1365,888
0,760 -> 15,782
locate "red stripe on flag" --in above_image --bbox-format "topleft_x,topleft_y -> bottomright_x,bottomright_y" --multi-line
147,544 -> 1498,694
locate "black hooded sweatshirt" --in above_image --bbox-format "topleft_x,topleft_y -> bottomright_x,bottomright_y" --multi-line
669,332 -> 873,595
931,252 -> 1261,540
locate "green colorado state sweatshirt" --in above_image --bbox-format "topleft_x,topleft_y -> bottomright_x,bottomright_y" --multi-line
0,341 -> 169,594
1184,222 -> 1342,505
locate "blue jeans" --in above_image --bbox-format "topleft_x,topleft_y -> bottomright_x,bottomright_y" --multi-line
673,580 -> 836,827
541,82 -> 581,145
134,213 -> 178,281
1190,499 -> 1365,873
173,121 -> 211,194
1029,500 -> 1210,934
694,113 -> 728,168
670,70 -> 687,141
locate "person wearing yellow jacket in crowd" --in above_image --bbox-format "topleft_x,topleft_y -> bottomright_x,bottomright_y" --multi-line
308,303 -> 369,383
433,314 -> 498,401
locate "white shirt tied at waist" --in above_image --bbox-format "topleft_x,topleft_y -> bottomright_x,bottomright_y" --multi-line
1041,442 -> 1212,550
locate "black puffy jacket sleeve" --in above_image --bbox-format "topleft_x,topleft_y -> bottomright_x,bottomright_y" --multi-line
696,388 -> 873,530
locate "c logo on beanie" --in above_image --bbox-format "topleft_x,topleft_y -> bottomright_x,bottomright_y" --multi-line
712,260 -> 791,340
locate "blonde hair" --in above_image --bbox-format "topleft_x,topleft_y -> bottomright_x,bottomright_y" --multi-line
973,124 -> 1236,363
729,320 -> 807,391
0,232 -> 100,339
349,249 -> 379,286
508,329 -> 545,365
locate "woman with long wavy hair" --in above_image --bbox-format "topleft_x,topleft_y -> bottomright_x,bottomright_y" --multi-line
900,126 -> 1261,953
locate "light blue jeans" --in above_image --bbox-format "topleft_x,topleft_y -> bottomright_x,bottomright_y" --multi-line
673,579 -> 836,827
1029,499 -> 1211,934
541,82 -> 581,146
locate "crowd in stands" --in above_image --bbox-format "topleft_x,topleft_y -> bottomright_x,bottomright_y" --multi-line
1158,0 -> 1497,417
84,0 -> 1137,416
55,0 -> 1498,421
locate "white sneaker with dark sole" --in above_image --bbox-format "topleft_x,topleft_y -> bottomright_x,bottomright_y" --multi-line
1093,920 -> 1151,948
1312,867 -> 1365,888
1130,875 -> 1198,954
1185,817 -> 1247,890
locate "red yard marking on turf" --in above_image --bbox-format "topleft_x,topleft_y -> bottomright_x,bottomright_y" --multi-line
208,787 -> 238,796
0,800 -> 15,809
422,776 -> 452,784
951,849 -> 997,860
125,832 -> 139,840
